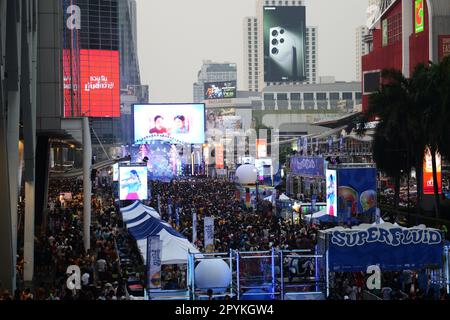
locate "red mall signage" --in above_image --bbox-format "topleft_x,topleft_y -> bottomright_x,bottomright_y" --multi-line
64,49 -> 120,118
438,35 -> 450,61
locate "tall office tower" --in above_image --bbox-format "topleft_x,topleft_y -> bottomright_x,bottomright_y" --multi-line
305,26 -> 318,84
193,60 -> 237,103
253,0 -> 317,89
243,17 -> 259,91
355,26 -> 370,82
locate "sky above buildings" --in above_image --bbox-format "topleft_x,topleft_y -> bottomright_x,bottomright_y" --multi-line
136,0 -> 368,103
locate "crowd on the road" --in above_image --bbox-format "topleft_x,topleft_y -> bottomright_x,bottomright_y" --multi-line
1,173 -> 449,301
1,177 -> 144,300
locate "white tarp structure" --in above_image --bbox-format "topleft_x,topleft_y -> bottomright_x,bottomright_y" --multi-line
121,201 -> 200,265
279,194 -> 291,201
120,201 -> 161,221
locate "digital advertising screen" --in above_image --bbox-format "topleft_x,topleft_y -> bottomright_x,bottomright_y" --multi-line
133,104 -> 205,145
204,81 -> 237,100
113,163 -> 119,182
337,168 -> 377,217
119,165 -> 148,201
215,143 -> 224,169
255,158 -> 272,180
326,170 -> 337,217
263,6 -> 306,82
80,49 -> 120,117
423,147 -> 442,195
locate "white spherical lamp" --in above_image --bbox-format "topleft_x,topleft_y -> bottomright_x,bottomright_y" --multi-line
194,259 -> 232,293
235,164 -> 258,186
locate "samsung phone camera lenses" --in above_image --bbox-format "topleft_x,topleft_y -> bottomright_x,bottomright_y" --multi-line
271,48 -> 278,55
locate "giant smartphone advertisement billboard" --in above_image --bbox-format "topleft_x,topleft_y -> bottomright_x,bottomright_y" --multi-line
133,104 -> 205,144
337,168 -> 377,217
119,165 -> 148,201
263,6 -> 306,82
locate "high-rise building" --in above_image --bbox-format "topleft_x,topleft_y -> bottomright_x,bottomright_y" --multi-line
63,0 -> 143,147
246,0 -> 317,91
193,60 -> 237,103
355,26 -> 370,82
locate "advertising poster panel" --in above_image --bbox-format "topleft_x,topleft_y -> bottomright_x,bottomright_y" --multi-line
415,0 -> 424,33
326,170 -> 337,217
204,217 -> 215,253
119,164 -> 148,200
204,81 -> 237,100
256,139 -> 268,158
423,147 -> 442,195
206,108 -> 243,132
337,168 -> 377,217
215,143 -> 224,169
438,35 -> 450,61
133,104 -> 205,145
146,236 -> 162,290
264,6 -> 306,82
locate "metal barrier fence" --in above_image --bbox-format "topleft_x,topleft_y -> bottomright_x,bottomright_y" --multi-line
187,248 -> 328,300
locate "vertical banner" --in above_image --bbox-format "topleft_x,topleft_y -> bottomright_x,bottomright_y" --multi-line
215,143 -> 224,169
168,197 -> 173,220
328,136 -> 333,153
415,0 -> 424,34
204,217 -> 215,253
303,137 -> 308,155
245,188 -> 251,208
146,236 -> 162,290
423,146 -> 442,195
175,206 -> 180,228
297,137 -> 303,152
256,139 -> 267,158
157,195 -> 162,214
326,170 -> 337,217
192,209 -> 197,244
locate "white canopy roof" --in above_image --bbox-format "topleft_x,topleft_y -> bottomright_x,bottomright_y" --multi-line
122,201 -> 200,265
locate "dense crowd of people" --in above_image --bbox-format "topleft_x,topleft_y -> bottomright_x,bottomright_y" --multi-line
1,171 -> 448,301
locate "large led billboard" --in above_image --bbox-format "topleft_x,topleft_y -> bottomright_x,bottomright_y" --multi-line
326,170 -> 337,217
80,50 -> 120,117
119,164 -> 148,200
263,6 -> 306,82
64,49 -> 120,117
133,104 -> 205,144
204,81 -> 237,100
337,168 -> 377,217
423,147 -> 442,195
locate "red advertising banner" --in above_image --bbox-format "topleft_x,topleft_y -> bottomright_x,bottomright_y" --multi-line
215,143 -> 224,169
80,50 -> 120,117
423,147 -> 442,195
64,49 -> 120,118
438,35 -> 450,61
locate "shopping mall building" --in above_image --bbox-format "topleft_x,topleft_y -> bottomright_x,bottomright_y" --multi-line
362,0 -> 450,111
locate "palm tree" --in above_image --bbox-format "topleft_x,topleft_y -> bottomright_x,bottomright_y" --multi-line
358,69 -> 419,210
